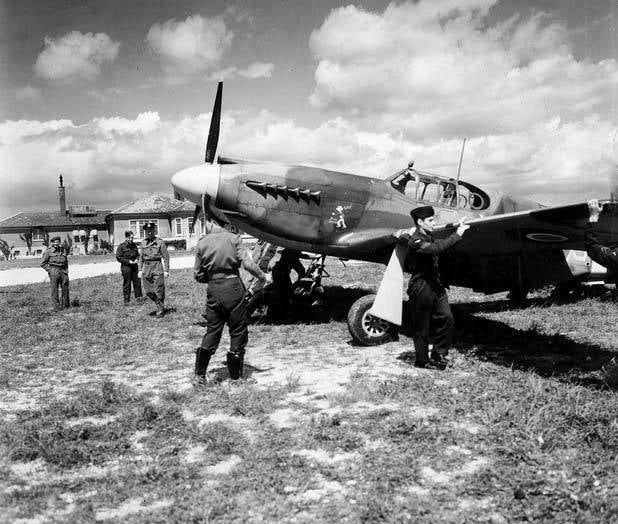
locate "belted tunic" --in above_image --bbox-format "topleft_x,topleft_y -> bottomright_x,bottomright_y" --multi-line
139,236 -> 169,302
41,246 -> 69,310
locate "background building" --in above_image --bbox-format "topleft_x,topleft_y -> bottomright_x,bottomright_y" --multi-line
107,193 -> 204,250
0,176 -> 110,258
0,176 -> 248,260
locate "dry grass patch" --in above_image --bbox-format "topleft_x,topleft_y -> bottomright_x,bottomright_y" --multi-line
0,262 -> 616,522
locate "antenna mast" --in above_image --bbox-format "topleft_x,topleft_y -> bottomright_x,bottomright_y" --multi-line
455,138 -> 466,209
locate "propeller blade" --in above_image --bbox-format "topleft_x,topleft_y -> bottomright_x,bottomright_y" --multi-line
189,205 -> 202,233
205,81 -> 223,164
203,193 -> 229,226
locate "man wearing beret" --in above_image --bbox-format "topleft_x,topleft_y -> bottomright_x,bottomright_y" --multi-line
138,222 -> 169,317
116,230 -> 143,305
394,206 -> 469,369
41,235 -> 70,311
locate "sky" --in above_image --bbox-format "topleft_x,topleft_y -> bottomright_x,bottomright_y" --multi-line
0,0 -> 616,219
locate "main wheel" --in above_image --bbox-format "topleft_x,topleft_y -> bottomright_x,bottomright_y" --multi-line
347,294 -> 396,346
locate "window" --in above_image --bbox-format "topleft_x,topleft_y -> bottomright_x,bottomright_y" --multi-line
32,229 -> 45,241
129,219 -> 158,239
188,217 -> 204,235
174,218 -> 182,237
35,249 -> 43,255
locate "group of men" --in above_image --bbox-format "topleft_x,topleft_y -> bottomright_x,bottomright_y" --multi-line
40,199 -> 617,382
41,222 -> 169,315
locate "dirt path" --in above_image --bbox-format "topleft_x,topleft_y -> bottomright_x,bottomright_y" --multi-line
0,255 -> 195,287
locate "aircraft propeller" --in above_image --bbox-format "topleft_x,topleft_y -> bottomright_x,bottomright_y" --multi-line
189,81 -> 228,232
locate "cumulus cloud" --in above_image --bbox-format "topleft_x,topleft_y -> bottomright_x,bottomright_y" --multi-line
238,61 -> 274,79
86,87 -> 125,101
1,108 -> 615,219
146,15 -> 233,84
34,31 -> 120,84
308,1 -> 617,141
15,86 -> 42,102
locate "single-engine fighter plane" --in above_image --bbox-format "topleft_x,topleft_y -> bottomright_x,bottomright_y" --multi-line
172,82 -> 618,345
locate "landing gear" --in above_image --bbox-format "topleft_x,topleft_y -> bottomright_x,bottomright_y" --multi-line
507,285 -> 529,304
347,294 -> 397,346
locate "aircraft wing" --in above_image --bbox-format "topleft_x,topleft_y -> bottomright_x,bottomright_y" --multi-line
437,201 -> 618,292
334,228 -> 397,254
436,202 -> 618,255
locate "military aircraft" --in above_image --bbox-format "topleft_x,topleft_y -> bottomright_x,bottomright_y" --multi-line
171,82 -> 618,344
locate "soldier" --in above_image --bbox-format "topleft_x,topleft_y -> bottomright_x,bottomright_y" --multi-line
116,230 -> 143,305
40,236 -> 69,311
138,222 -> 169,317
394,206 -> 469,369
194,218 -> 272,383
270,248 -> 307,317
586,199 -> 618,275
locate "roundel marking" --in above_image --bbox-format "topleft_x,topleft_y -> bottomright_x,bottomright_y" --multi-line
525,232 -> 569,243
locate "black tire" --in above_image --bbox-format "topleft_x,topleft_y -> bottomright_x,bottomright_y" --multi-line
347,294 -> 396,346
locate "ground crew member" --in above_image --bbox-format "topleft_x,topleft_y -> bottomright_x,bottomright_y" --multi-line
116,230 -> 142,305
193,219 -> 272,383
586,199 -> 618,276
244,241 -> 278,296
41,236 -> 69,311
394,206 -> 469,369
270,248 -> 307,317
138,222 -> 169,317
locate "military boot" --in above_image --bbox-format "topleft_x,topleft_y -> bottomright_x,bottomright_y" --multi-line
155,299 -> 165,317
194,347 -> 212,386
226,352 -> 243,380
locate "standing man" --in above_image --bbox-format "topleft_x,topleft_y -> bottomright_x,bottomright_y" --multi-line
586,199 -> 618,276
116,230 -> 143,305
194,218 -> 272,383
394,206 -> 469,369
41,236 -> 69,311
138,222 -> 169,317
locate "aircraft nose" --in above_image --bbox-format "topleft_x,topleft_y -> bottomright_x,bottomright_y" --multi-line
171,164 -> 221,204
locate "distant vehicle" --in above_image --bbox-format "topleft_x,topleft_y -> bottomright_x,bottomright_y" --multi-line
171,82 -> 618,345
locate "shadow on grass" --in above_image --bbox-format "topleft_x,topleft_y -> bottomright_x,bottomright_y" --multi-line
451,301 -> 617,390
461,284 -> 617,314
204,360 -> 274,382
240,286 -> 373,326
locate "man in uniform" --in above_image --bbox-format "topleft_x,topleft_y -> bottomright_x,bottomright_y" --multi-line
586,199 -> 618,276
41,236 -> 70,311
116,230 -> 143,305
138,222 -> 169,317
193,218 -> 272,383
394,206 -> 469,369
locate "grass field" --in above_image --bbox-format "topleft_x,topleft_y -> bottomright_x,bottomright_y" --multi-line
1,261 -> 616,523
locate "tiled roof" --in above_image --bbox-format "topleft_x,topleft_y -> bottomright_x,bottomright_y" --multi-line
111,193 -> 196,214
0,210 -> 110,228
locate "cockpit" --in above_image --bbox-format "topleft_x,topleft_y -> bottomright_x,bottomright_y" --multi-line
388,163 -> 490,211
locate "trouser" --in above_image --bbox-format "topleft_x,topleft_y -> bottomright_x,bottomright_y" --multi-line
408,280 -> 454,364
200,276 -> 248,359
121,265 -> 142,302
142,263 -> 165,304
49,268 -> 70,310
